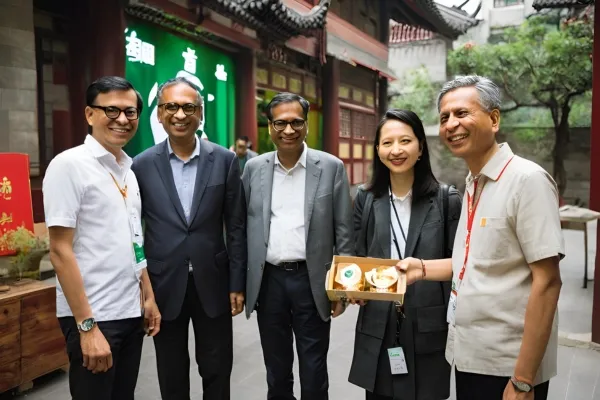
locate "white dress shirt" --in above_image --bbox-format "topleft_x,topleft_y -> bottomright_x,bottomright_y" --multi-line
43,135 -> 145,322
266,144 -> 308,265
389,189 -> 412,259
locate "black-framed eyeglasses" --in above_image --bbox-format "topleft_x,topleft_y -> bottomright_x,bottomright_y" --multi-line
271,119 -> 306,132
89,105 -> 140,120
158,102 -> 200,116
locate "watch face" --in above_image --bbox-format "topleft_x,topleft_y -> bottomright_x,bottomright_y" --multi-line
80,318 -> 95,331
512,379 -> 532,392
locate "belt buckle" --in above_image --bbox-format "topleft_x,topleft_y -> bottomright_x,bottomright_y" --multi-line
281,261 -> 299,271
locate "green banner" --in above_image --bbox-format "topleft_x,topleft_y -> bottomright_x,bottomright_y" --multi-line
123,20 -> 236,156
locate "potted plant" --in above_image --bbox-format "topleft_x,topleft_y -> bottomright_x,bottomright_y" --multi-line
1,226 -> 49,285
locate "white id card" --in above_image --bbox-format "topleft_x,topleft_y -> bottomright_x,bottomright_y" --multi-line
447,291 -> 457,326
387,347 -> 408,375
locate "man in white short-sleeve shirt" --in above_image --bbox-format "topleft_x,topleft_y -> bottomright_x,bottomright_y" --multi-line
398,75 -> 564,400
43,76 -> 161,400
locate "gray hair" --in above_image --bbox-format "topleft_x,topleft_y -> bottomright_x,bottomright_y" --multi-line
157,77 -> 204,106
437,75 -> 501,113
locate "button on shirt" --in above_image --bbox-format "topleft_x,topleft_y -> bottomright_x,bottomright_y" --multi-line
445,143 -> 565,384
167,137 -> 200,271
43,135 -> 145,322
266,144 -> 308,265
390,190 -> 412,259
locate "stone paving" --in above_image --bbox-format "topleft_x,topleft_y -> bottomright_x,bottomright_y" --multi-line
2,221 -> 599,400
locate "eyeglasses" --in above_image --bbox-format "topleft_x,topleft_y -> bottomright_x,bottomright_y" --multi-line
158,102 -> 199,116
271,119 -> 306,132
89,105 -> 140,120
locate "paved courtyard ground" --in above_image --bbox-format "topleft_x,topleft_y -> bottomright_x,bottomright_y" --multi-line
2,222 -> 599,400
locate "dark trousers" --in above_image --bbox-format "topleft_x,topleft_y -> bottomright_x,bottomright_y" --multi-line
455,368 -> 550,400
153,275 -> 233,400
366,391 -> 393,400
257,263 -> 331,400
59,316 -> 144,400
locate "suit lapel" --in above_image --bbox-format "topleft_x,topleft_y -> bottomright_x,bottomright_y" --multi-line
404,195 -> 432,258
261,153 -> 276,243
153,141 -> 187,225
304,151 -> 321,242
189,139 -> 214,226
373,196 -> 392,259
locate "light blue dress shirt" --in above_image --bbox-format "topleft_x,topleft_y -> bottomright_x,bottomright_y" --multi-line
167,137 -> 200,223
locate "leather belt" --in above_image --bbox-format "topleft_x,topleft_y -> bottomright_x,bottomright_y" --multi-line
267,261 -> 306,271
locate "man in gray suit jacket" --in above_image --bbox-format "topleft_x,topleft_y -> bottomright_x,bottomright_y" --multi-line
132,77 -> 246,400
242,92 -> 353,400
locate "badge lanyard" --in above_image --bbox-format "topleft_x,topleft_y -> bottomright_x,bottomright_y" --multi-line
108,169 -> 146,269
452,156 -> 514,297
390,191 -> 408,260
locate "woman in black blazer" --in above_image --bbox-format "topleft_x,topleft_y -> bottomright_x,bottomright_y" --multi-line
348,109 -> 462,400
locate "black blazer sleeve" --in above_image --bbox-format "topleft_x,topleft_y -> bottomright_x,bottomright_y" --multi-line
224,153 -> 247,293
353,187 -> 368,257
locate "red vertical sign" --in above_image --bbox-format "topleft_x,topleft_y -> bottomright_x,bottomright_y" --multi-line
0,153 -> 34,256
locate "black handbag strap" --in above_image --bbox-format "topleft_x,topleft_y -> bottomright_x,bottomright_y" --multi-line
438,183 -> 452,306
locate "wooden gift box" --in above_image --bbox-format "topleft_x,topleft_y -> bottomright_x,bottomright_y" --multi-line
326,256 -> 406,303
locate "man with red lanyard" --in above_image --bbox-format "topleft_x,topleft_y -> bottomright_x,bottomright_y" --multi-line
43,76 -> 161,399
398,75 -> 564,400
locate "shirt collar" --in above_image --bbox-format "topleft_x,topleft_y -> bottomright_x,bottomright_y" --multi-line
275,142 -> 308,169
84,134 -> 132,169
167,135 -> 201,160
389,188 -> 413,202
466,142 -> 514,185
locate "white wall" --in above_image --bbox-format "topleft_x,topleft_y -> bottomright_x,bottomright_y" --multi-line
388,38 -> 450,82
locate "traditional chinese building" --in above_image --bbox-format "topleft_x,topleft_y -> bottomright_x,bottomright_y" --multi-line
0,0 -> 471,219
533,0 -> 598,344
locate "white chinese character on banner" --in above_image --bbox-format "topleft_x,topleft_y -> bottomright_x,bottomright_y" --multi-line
215,64 -> 227,81
126,31 -> 142,63
141,42 -> 155,66
182,48 -> 197,74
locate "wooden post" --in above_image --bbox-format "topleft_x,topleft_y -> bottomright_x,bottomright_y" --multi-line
590,4 -> 600,344
235,49 -> 258,149
322,56 -> 340,156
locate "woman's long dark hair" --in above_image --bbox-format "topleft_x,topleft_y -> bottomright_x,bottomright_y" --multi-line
366,109 -> 439,199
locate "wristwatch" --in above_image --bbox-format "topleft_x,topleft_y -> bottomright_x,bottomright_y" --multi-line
77,317 -> 96,333
510,376 -> 533,392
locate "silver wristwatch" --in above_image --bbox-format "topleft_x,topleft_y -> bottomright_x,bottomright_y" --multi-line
510,376 -> 532,392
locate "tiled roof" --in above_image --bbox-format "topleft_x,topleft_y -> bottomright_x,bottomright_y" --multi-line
533,0 -> 594,9
390,0 -> 479,40
193,0 -> 330,41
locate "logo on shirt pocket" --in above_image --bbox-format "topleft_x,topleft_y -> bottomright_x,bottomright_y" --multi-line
472,217 -> 512,260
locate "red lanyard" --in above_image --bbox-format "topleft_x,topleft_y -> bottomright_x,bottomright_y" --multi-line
454,156 -> 514,292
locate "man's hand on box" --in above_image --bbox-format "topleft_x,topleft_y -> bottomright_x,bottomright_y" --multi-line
396,257 -> 423,285
349,299 -> 367,306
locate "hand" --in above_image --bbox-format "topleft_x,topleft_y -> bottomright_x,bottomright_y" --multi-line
396,257 -> 424,285
503,380 -> 534,400
230,292 -> 245,316
143,297 -> 161,337
80,326 -> 113,374
331,300 -> 347,318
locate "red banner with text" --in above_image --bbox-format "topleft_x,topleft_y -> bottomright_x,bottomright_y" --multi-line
0,154 -> 34,256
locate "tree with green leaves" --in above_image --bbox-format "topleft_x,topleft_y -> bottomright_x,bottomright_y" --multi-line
389,67 -> 440,126
448,14 -> 593,196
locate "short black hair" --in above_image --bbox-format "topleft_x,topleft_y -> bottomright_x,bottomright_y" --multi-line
367,109 -> 439,199
86,76 -> 143,111
237,135 -> 249,143
86,76 -> 143,133
157,77 -> 204,105
266,92 -> 309,121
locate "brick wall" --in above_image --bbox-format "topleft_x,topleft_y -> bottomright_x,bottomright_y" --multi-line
428,127 -> 591,206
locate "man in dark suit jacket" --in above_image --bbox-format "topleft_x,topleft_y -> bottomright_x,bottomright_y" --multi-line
132,77 -> 246,400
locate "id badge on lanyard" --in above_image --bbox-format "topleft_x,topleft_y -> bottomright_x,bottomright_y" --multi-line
111,173 -> 146,272
447,178 -> 484,326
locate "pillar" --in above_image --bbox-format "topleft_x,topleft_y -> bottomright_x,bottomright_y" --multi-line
0,0 -> 38,175
590,5 -> 600,345
235,48 -> 258,149
322,56 -> 340,155
378,76 -> 388,119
